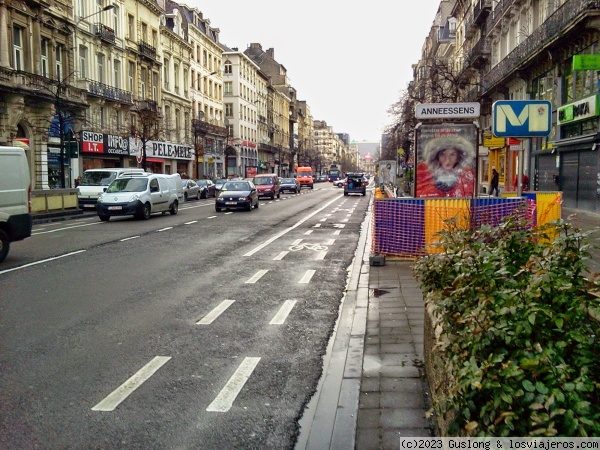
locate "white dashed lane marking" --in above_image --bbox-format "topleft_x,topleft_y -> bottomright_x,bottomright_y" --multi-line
273,251 -> 289,261
206,357 -> 261,412
298,270 -> 316,284
245,270 -> 268,284
197,300 -> 235,325
91,356 -> 171,412
270,300 -> 297,325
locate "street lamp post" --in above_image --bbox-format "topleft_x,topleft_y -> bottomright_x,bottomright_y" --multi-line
76,4 -> 116,25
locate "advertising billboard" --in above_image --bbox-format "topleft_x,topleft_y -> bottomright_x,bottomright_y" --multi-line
415,124 -> 477,198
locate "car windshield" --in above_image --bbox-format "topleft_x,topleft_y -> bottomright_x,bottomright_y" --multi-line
80,171 -> 116,186
282,178 -> 295,183
106,177 -> 148,193
222,182 -> 250,191
215,179 -> 227,186
196,180 -> 208,187
253,177 -> 273,185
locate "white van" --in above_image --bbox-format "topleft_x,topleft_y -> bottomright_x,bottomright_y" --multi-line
96,173 -> 182,221
0,146 -> 33,262
78,168 -> 146,210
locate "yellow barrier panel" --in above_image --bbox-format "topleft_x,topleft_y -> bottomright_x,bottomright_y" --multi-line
536,192 -> 562,226
424,199 -> 471,253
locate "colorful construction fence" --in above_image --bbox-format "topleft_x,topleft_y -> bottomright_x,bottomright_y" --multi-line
371,192 -> 563,258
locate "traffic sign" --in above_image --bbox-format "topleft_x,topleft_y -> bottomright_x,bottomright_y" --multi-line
492,100 -> 552,137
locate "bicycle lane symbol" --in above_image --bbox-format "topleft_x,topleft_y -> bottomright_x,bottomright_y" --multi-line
288,243 -> 329,252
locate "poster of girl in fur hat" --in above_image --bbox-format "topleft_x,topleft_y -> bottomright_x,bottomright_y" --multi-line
415,124 -> 477,198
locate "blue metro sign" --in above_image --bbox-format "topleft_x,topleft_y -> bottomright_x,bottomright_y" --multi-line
492,100 -> 552,137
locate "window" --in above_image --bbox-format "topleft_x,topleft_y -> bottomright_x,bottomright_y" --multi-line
114,59 -> 121,89
141,67 -> 147,98
174,64 -> 179,94
56,45 -> 63,80
79,45 -> 88,78
100,106 -> 105,128
13,26 -> 24,71
163,58 -> 169,89
97,53 -> 105,83
77,0 -> 86,18
224,81 -> 232,95
224,61 -> 232,74
128,14 -> 135,40
128,61 -> 135,93
225,103 -> 233,117
112,6 -> 119,34
41,38 -> 49,77
152,72 -> 158,101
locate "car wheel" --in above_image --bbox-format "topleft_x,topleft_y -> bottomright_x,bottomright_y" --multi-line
254,200 -> 259,209
98,214 -> 110,222
246,202 -> 252,211
141,203 -> 151,220
170,200 -> 179,215
344,192 -> 349,196
0,229 -> 10,263
184,193 -> 188,201
215,207 -> 221,212
277,192 -> 280,199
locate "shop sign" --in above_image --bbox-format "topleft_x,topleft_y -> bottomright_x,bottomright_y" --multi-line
482,133 -> 505,148
81,132 -> 130,155
557,95 -> 598,125
572,54 -> 600,70
415,102 -> 480,119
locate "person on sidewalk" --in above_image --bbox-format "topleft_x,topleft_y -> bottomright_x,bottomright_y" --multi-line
489,168 -> 499,197
512,173 -> 530,191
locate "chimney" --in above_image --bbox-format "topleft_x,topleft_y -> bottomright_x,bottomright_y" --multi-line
231,47 -> 238,51
267,48 -> 274,58
250,43 -> 262,50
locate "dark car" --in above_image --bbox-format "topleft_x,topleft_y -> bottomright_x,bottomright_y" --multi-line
344,172 -> 368,196
253,174 -> 280,199
280,177 -> 300,194
195,179 -> 216,198
215,180 -> 259,212
214,178 -> 228,194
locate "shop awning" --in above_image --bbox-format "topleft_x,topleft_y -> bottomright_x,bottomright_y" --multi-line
146,158 -> 164,163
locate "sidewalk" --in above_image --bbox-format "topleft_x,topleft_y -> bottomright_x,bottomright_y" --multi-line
295,203 -> 435,450
296,204 -> 599,450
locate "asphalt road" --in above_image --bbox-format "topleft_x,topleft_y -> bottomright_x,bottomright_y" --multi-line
0,183 -> 369,449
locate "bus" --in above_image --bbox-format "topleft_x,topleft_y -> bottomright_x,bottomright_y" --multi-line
327,165 -> 342,182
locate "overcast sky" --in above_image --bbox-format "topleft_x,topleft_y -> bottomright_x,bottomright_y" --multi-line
187,1 -> 442,142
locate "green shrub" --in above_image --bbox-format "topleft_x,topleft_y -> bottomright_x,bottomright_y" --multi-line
414,212 -> 600,436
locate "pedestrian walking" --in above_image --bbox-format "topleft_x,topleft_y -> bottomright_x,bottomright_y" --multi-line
489,168 -> 499,197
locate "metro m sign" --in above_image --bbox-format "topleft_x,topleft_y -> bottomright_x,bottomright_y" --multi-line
492,100 -> 552,137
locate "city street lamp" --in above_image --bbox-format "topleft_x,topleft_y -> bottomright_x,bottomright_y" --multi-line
77,4 -> 116,25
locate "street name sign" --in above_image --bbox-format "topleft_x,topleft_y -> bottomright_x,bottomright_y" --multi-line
492,100 -> 552,137
415,102 -> 480,119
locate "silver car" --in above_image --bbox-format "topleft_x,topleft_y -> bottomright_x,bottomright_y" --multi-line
181,179 -> 201,201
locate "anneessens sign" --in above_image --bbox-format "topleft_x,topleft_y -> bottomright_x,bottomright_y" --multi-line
415,102 -> 480,119
557,95 -> 598,125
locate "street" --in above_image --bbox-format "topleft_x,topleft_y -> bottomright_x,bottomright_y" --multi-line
0,184 -> 369,449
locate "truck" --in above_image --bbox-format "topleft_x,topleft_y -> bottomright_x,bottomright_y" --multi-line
296,166 -> 314,189
0,146 -> 33,262
327,164 -> 342,182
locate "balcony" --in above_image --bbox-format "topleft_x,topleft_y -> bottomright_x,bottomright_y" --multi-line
94,23 -> 116,44
137,99 -> 158,112
87,80 -> 132,103
192,119 -> 228,137
473,0 -> 491,25
0,69 -> 85,103
483,0 -> 600,92
464,37 -> 491,71
138,41 -> 156,60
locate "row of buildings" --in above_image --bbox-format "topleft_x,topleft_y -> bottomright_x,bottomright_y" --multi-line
392,0 -> 600,213
1,0 -> 362,189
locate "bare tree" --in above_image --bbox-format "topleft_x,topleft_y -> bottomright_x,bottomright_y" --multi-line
130,100 -> 162,172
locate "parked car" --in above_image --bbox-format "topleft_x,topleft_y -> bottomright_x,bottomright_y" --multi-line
344,172 -> 368,196
182,179 -> 201,201
253,174 -> 281,199
280,177 -> 300,194
316,174 -> 327,183
334,177 -> 346,188
215,180 -> 259,212
195,179 -> 216,198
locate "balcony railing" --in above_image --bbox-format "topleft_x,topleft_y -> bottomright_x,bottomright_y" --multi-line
191,119 -> 228,137
137,99 -> 158,112
94,23 -> 116,44
483,0 -> 600,92
0,69 -> 85,102
473,0 -> 492,25
138,40 -> 156,60
87,80 -> 132,103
